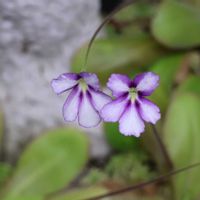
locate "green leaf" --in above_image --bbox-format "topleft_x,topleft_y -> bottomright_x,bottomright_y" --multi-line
50,186 -> 108,200
0,163 -> 12,186
177,75 -> 200,96
71,33 -> 166,84
152,1 -> 200,48
114,2 -> 155,21
150,54 -> 184,112
104,123 -> 139,152
2,128 -> 88,199
164,93 -> 200,199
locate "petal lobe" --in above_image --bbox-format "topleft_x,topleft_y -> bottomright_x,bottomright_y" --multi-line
51,73 -> 79,94
62,86 -> 80,122
119,103 -> 145,137
138,97 -> 161,124
107,74 -> 130,97
100,96 -> 128,122
78,92 -> 101,128
89,89 -> 112,111
133,72 -> 159,96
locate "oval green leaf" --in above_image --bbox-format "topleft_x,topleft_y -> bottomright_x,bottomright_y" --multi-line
152,1 -> 200,48
164,93 -> 200,199
2,128 -> 89,199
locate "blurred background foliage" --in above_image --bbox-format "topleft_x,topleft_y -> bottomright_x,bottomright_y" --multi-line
1,0 -> 200,199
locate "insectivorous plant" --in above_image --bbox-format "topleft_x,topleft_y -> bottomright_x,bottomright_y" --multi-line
49,1 -> 200,199
101,72 -> 161,137
51,72 -> 111,128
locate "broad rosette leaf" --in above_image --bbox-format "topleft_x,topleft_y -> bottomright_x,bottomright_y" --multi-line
164,93 -> 200,199
2,128 -> 88,199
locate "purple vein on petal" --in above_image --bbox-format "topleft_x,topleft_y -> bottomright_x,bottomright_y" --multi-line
133,72 -> 159,96
88,87 -> 112,111
78,91 -> 101,128
107,74 -> 131,97
100,95 -> 129,122
62,85 -> 80,122
51,73 -> 80,95
119,101 -> 145,137
80,72 -> 100,90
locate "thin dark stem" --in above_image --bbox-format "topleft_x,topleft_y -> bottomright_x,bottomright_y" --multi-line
0,112 -> 6,162
83,0 -> 135,69
82,162 -> 200,200
151,125 -> 174,170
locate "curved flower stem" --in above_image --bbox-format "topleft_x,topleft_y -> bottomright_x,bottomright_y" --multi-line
83,0 -> 135,70
151,125 -> 174,170
82,162 -> 200,200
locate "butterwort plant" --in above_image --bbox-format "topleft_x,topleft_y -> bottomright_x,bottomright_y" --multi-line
101,72 -> 161,137
51,72 -> 111,128
51,71 -> 160,137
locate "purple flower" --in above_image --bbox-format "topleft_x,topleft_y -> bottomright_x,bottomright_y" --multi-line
101,72 -> 161,137
51,72 -> 111,128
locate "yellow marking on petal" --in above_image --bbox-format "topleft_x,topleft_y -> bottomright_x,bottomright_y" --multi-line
129,88 -> 137,102
79,78 -> 88,92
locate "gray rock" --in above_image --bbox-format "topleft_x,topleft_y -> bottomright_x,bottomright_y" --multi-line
0,0 -> 110,162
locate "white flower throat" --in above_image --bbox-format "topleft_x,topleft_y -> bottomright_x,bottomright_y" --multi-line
79,78 -> 88,92
129,87 -> 137,102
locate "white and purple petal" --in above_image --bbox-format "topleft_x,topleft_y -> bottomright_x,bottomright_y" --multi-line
89,89 -> 112,111
51,73 -> 79,94
100,96 -> 128,122
107,74 -> 131,97
137,97 -> 161,124
119,102 -> 145,137
78,92 -> 101,128
133,72 -> 159,96
80,72 -> 100,90
62,86 -> 80,122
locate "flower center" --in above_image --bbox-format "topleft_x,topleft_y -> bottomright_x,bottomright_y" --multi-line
79,78 -> 88,92
129,88 -> 137,102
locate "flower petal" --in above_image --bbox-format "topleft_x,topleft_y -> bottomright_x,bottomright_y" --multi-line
78,92 -> 101,128
89,89 -> 112,111
133,72 -> 159,96
107,74 -> 131,97
119,102 -> 145,137
137,97 -> 161,124
100,96 -> 128,122
62,86 -> 80,122
51,73 -> 79,94
80,72 -> 100,90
